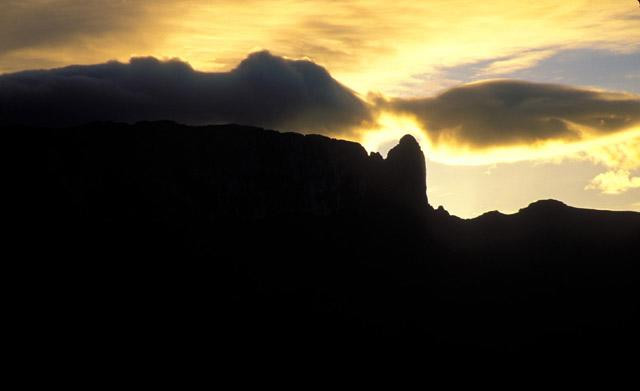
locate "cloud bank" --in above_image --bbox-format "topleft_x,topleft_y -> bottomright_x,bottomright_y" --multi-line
0,51 -> 371,134
2,52 -> 639,151
375,80 -> 640,148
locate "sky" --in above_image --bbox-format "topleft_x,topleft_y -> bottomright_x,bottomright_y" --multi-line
2,0 -> 639,217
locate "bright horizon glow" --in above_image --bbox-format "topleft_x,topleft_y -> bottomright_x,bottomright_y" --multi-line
357,112 -> 640,167
355,112 -> 639,217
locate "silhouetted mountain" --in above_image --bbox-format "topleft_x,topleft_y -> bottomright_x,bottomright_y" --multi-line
28,121 -> 639,360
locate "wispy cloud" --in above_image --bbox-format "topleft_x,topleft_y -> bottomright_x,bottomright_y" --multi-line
479,50 -> 557,76
2,1 -> 639,97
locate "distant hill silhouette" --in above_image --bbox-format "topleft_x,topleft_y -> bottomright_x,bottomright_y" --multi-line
29,121 -> 639,359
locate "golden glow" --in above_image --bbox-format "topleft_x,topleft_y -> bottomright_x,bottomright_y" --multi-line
357,111 -> 639,216
578,136 -> 640,170
357,112 -> 430,156
478,49 -> 557,76
3,1 -> 639,97
357,111 -> 640,169
427,129 -> 640,167
149,0 -> 640,96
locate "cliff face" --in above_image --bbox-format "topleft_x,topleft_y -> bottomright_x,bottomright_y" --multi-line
42,121 -> 430,222
384,134 -> 428,208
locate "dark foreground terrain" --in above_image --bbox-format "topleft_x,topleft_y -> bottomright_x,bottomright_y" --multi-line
29,121 -> 639,359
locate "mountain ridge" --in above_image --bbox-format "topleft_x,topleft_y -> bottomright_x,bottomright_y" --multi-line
26,120 -> 640,357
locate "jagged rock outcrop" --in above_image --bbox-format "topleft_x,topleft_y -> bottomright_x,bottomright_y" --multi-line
384,134 -> 428,209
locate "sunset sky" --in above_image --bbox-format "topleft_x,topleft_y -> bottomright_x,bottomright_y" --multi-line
3,0 -> 639,217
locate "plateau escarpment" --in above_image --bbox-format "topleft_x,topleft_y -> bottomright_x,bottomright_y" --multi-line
42,122 -> 429,223
28,121 -> 640,357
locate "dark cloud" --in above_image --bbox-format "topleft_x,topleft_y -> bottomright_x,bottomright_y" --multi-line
376,80 -> 640,148
2,51 -> 638,148
0,51 -> 372,134
0,1 -> 148,54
